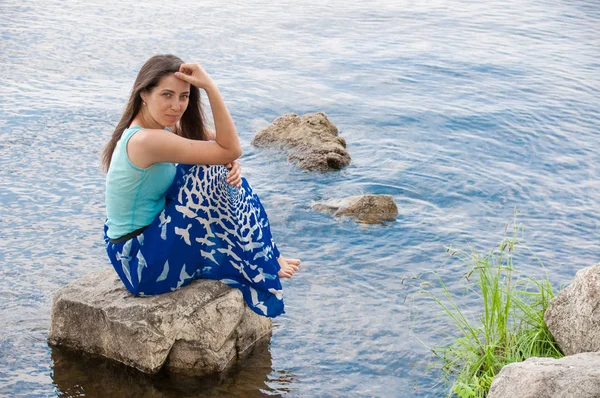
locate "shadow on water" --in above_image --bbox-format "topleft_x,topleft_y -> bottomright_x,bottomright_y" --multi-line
50,336 -> 297,397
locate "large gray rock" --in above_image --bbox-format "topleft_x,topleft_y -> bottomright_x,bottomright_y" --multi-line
312,194 -> 398,223
544,263 -> 600,356
48,268 -> 272,376
251,112 -> 350,171
488,352 -> 600,398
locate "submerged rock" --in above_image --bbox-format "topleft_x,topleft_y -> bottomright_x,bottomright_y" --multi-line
50,335 -> 274,396
251,112 -> 350,171
48,268 -> 271,376
311,194 -> 398,223
544,263 -> 600,355
488,352 -> 600,398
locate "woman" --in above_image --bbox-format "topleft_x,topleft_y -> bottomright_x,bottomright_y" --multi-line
102,54 -> 300,318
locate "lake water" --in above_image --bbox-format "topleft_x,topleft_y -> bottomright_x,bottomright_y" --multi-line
1,0 -> 599,396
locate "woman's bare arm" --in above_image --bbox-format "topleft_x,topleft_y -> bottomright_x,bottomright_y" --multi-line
202,81 -> 240,156
205,129 -> 216,141
175,63 -> 241,157
130,129 -> 240,167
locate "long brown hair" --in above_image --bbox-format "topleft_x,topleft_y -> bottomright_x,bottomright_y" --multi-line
101,54 -> 207,172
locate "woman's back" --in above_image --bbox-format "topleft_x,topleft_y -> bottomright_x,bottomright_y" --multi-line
105,126 -> 176,239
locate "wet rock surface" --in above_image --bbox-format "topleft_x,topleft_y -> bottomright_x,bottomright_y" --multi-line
488,352 -> 600,398
251,112 -> 350,171
48,268 -> 272,376
311,194 -> 398,223
544,263 -> 600,356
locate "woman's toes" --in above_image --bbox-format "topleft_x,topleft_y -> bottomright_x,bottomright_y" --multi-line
278,270 -> 290,278
277,257 -> 300,279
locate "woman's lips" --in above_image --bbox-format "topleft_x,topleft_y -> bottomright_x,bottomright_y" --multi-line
166,115 -> 179,122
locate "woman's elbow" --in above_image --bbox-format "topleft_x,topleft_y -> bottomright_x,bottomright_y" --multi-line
233,146 -> 242,160
221,147 -> 242,163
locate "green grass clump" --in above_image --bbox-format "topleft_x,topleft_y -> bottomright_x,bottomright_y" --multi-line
422,222 -> 563,397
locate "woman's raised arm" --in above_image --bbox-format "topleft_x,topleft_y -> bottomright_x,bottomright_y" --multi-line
175,63 -> 241,158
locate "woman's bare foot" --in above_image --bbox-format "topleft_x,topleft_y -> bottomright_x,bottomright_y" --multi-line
277,257 -> 301,278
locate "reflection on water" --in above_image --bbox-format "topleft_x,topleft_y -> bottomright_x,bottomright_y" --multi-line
50,336 -> 296,397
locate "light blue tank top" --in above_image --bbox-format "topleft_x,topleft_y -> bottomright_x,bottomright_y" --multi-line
105,126 -> 176,239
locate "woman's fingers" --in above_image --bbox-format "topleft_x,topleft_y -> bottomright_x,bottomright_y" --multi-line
278,269 -> 293,279
230,177 -> 241,187
226,161 -> 242,187
277,256 -> 299,279
175,64 -> 198,83
176,63 -> 214,89
179,63 -> 199,75
174,71 -> 193,84
228,167 -> 241,181
284,261 -> 298,274
228,163 -> 240,176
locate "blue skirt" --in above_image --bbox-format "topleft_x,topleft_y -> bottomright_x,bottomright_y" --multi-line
104,164 -> 285,318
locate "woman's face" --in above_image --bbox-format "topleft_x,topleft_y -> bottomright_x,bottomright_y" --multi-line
142,74 -> 191,128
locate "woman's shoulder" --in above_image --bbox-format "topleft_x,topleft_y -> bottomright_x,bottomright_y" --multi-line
126,127 -> 179,163
127,127 -> 170,145
119,125 -> 145,143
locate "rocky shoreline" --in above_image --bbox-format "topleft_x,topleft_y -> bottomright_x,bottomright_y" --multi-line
489,263 -> 600,398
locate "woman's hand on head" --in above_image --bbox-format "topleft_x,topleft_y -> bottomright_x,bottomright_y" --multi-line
225,160 -> 242,188
174,63 -> 215,90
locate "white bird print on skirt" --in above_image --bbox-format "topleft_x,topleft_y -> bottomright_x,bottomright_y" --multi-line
238,241 -> 263,252
229,260 -> 253,283
215,217 -> 237,235
136,249 -> 148,284
217,246 -> 242,262
156,260 -> 170,282
175,204 -> 197,219
116,239 -> 133,285
173,263 -> 193,290
252,267 -> 277,283
159,209 -> 171,240
250,287 -> 268,315
268,288 -> 284,300
215,231 -> 235,247
201,249 -> 219,265
252,245 -> 271,261
174,223 -> 192,245
195,236 -> 216,246
195,217 -> 215,238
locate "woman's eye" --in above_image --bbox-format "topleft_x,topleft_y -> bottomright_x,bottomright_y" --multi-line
181,95 -> 189,99
163,93 -> 171,97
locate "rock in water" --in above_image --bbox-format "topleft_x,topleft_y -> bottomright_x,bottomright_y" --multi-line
544,263 -> 600,355
488,353 -> 600,398
48,268 -> 272,376
311,194 -> 398,223
251,112 -> 350,171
